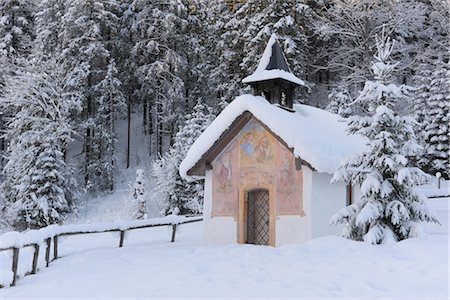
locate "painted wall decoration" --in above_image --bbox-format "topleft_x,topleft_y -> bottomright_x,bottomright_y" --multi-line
212,119 -> 303,217
275,141 -> 303,214
211,140 -> 238,216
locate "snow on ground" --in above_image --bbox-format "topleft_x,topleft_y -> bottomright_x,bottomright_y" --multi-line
0,197 -> 447,299
67,188 -> 163,224
416,178 -> 450,198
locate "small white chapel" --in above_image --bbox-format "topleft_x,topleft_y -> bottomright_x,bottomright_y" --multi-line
180,34 -> 365,247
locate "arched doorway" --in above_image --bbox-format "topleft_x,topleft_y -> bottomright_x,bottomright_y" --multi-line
246,189 -> 270,245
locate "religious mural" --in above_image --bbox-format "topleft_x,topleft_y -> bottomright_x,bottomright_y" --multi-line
275,142 -> 303,214
212,119 -> 303,217
211,140 -> 238,216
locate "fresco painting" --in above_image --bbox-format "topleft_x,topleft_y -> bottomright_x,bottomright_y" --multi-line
211,140 -> 238,216
275,141 -> 303,215
239,120 -> 275,170
212,119 -> 303,217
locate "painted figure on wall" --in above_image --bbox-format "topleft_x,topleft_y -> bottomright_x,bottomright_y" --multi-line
217,150 -> 233,192
239,120 -> 275,169
256,136 -> 273,162
279,152 -> 294,188
212,140 -> 238,216
240,131 -> 255,157
275,141 -> 302,215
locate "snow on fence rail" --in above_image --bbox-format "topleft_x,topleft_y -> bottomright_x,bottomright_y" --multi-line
0,215 -> 203,288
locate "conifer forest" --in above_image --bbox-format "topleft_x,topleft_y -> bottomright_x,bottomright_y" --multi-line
0,0 -> 448,231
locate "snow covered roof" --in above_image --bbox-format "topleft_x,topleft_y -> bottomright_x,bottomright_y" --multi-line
242,34 -> 305,86
180,95 -> 366,179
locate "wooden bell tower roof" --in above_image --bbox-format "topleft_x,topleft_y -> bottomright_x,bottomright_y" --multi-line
242,34 -> 305,110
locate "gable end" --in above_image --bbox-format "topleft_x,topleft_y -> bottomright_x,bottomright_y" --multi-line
187,111 -> 315,176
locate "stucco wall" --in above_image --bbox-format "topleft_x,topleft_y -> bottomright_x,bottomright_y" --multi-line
203,170 -> 238,244
310,172 -> 346,238
274,166 -> 313,246
275,215 -> 310,245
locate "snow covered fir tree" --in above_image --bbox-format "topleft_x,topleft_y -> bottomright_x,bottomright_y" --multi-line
0,60 -> 78,229
0,0 -> 447,233
152,101 -> 214,215
330,29 -> 440,244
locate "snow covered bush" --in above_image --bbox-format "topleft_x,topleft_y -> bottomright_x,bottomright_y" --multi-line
152,101 -> 213,215
330,28 -> 439,244
0,59 -> 80,230
128,169 -> 146,220
326,86 -> 354,117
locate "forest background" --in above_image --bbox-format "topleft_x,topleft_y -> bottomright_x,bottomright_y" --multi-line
0,0 -> 448,230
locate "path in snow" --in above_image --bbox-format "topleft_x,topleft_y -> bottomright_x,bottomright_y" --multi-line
0,198 -> 448,299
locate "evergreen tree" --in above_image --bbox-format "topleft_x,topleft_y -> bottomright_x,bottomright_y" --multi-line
34,0 -> 65,57
326,86 -> 353,117
199,0 -> 233,107
90,59 -> 126,191
152,101 -> 213,215
0,0 -> 35,61
0,0 -> 36,172
412,63 -> 433,142
418,62 -> 450,178
132,0 -> 189,156
60,0 -> 122,192
0,60 -> 79,229
330,29 -> 439,244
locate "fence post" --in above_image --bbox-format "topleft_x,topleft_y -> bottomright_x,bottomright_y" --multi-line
31,244 -> 40,274
119,231 -> 125,248
53,236 -> 58,260
171,224 -> 177,243
45,238 -> 51,267
10,247 -> 20,287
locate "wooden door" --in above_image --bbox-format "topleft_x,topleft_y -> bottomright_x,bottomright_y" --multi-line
246,189 -> 270,245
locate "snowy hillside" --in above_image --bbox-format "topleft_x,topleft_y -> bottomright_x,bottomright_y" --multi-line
0,196 -> 447,299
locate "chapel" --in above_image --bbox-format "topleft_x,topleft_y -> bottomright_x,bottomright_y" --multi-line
180,34 -> 364,246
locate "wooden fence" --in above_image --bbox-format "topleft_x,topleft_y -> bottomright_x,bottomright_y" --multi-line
0,217 -> 202,288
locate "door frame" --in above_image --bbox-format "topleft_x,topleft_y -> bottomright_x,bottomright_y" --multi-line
238,184 -> 275,246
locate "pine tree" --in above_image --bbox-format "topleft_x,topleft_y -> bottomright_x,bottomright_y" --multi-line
132,0 -> 189,156
34,0 -> 65,57
0,60 -> 79,229
326,86 -> 353,117
90,59 -> 126,191
330,29 -> 439,244
152,101 -> 213,215
0,0 -> 35,61
0,0 -> 36,172
418,62 -> 450,178
60,0 -> 122,192
412,63 -> 433,142
199,0 -> 233,107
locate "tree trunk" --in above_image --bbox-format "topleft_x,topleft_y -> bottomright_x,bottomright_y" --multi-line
126,95 -> 131,168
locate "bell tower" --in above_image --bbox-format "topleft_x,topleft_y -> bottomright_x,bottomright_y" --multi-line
242,34 -> 304,110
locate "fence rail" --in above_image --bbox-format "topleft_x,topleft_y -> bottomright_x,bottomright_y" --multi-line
0,216 -> 202,288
